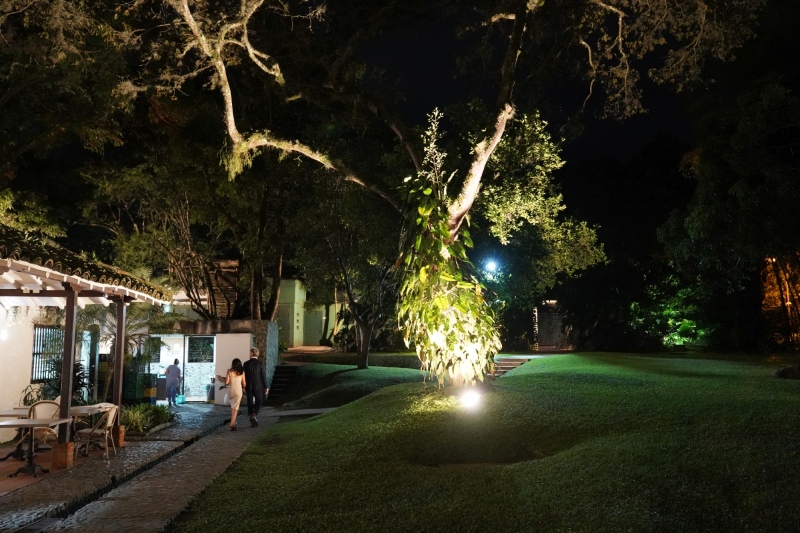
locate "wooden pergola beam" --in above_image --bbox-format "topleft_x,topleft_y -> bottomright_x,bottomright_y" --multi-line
0,289 -> 109,298
111,297 -> 129,417
57,287 -> 78,443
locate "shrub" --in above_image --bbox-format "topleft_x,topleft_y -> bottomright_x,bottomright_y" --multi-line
121,403 -> 180,433
121,404 -> 152,433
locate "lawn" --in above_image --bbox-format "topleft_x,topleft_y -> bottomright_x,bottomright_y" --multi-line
281,363 -> 428,409
169,353 -> 800,532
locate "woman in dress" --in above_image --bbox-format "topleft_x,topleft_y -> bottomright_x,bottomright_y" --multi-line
218,358 -> 246,431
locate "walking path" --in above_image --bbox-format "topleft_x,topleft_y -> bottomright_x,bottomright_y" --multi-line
0,404 -> 334,533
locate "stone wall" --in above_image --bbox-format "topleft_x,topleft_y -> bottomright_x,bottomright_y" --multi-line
184,362 -> 214,399
178,319 -> 279,388
264,321 -> 278,388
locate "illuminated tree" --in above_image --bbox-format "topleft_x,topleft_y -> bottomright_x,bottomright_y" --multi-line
118,0 -> 764,382
398,113 -> 501,385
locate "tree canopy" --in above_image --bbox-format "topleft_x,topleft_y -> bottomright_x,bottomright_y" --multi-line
0,0 -> 770,380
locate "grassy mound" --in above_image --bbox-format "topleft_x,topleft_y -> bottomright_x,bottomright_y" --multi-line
282,352 -> 421,369
282,363 -> 428,409
170,353 -> 800,533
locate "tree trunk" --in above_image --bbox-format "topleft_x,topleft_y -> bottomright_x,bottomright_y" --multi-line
771,260 -> 793,343
329,289 -> 342,341
250,265 -> 263,320
321,303 -> 332,344
264,253 -> 283,321
354,318 -> 373,370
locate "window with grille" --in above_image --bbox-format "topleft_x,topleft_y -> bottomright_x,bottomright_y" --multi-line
187,336 -> 215,363
32,325 -> 64,383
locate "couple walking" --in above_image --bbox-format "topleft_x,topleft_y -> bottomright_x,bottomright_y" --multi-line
218,348 -> 270,431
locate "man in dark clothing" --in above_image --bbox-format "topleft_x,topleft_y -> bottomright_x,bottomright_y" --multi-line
243,347 -> 269,428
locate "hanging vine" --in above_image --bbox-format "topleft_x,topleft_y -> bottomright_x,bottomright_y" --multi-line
397,111 -> 501,387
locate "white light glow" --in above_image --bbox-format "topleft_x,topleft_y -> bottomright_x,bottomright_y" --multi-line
460,388 -> 482,410
486,260 -> 498,272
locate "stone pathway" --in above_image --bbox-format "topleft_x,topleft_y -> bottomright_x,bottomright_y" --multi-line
41,419 -> 278,532
0,403 -> 334,533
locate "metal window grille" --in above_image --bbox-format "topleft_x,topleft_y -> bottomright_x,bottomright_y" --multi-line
31,325 -> 64,383
187,336 -> 215,363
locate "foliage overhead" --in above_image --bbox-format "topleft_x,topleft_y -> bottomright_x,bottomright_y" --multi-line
0,0 -> 769,377
659,80 -> 800,350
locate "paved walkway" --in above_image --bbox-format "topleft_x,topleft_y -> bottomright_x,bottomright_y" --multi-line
0,404 -> 334,533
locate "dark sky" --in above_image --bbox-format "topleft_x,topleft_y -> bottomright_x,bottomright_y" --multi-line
561,86 -> 695,163
358,16 -> 697,167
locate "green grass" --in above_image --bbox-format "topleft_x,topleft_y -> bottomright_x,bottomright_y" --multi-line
169,353 -> 800,532
282,352 -> 421,369
281,363 -> 428,409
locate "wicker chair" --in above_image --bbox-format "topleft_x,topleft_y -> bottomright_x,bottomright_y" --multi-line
26,400 -> 61,449
74,405 -> 118,460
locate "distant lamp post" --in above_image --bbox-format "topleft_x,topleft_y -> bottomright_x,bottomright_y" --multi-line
485,260 -> 498,281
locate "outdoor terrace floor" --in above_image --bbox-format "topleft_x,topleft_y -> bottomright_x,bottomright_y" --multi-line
0,402 -> 334,532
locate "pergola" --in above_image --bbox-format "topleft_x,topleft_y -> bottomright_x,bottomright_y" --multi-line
0,225 -> 171,448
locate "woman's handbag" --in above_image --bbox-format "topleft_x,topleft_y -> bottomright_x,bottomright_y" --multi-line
219,384 -> 230,405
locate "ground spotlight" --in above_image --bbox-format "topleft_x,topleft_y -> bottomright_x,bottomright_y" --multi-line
459,388 -> 482,410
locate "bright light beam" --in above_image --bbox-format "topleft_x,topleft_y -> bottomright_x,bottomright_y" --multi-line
460,388 -> 482,410
486,260 -> 497,273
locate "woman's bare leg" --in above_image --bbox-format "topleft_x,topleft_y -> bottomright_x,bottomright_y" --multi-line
230,407 -> 238,428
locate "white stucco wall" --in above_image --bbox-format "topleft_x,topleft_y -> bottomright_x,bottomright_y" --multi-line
273,279 -> 306,348
303,303 -> 345,346
154,334 -> 185,376
0,307 -> 36,442
214,333 -> 253,406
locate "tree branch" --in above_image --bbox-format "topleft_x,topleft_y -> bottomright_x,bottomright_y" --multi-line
169,0 -> 400,213
448,103 -> 515,237
448,0 -> 532,238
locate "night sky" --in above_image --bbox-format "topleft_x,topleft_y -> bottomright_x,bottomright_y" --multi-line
358,15 -> 698,167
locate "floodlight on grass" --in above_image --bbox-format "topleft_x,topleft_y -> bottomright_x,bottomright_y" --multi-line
459,388 -> 482,410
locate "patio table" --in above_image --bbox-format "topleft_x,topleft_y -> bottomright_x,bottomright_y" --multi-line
0,408 -> 29,461
0,418 -> 71,477
69,406 -> 105,416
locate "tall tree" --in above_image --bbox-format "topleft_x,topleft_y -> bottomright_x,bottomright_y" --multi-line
294,172 -> 401,369
121,0 -> 764,383
658,1 -> 800,351
660,82 -> 800,350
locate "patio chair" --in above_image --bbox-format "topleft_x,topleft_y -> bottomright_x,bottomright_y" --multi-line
74,405 -> 117,460
26,400 -> 61,449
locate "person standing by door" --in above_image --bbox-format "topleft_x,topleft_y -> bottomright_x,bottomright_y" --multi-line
243,347 -> 269,428
165,358 -> 181,407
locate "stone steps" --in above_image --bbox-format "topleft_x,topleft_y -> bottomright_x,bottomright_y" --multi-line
492,357 -> 533,377
267,364 -> 298,403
